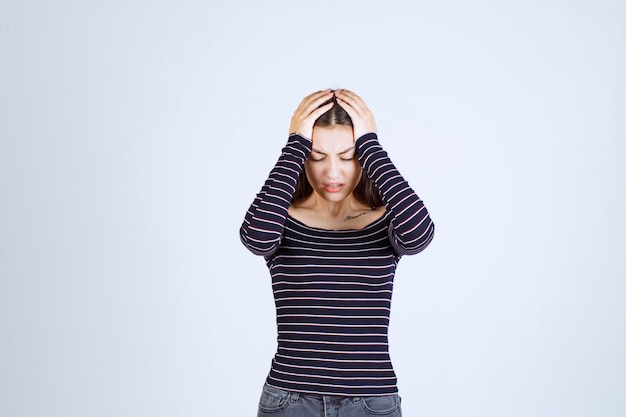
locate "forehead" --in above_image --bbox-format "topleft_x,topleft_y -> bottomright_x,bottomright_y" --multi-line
311,125 -> 354,152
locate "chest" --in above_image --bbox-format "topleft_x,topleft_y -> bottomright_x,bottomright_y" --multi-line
267,216 -> 399,283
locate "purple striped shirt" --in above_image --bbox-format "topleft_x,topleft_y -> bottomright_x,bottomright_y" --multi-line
240,133 -> 434,396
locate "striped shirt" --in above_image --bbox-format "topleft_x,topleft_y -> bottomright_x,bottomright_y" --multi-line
240,132 -> 434,396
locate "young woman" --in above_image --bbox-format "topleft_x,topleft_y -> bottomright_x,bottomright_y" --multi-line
240,89 -> 435,417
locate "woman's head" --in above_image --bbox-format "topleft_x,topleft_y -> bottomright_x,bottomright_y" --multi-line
292,92 -> 383,209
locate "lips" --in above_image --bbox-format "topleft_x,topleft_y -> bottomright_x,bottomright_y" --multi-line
323,183 -> 344,193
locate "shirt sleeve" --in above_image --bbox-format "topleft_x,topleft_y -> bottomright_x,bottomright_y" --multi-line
240,134 -> 311,256
355,132 -> 435,256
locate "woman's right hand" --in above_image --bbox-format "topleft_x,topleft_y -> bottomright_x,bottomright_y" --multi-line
289,89 -> 335,139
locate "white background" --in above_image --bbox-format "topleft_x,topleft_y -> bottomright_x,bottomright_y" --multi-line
1,1 -> 624,416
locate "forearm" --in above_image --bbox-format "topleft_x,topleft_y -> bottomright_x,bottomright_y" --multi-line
240,134 -> 311,256
356,133 -> 435,255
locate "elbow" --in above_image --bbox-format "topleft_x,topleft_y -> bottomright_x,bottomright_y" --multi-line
391,220 -> 435,256
239,225 -> 280,257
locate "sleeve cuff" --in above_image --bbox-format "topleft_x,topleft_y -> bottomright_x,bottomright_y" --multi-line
355,132 -> 379,156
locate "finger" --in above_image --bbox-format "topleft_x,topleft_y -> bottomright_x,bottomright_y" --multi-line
335,89 -> 359,101
335,93 -> 357,111
294,96 -> 333,123
298,89 -> 333,112
336,89 -> 361,101
302,89 -> 332,102
336,92 -> 377,136
335,99 -> 364,141
335,96 -> 358,119
306,90 -> 335,113
308,101 -> 334,121
335,91 -> 366,115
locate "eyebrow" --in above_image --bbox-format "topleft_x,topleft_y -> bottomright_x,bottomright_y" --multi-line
311,146 -> 355,155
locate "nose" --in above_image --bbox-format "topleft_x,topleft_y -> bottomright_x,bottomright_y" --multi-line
327,157 -> 339,179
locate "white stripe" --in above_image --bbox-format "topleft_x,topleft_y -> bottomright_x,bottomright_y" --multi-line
273,361 -> 392,373
273,289 -> 392,295
267,376 -> 397,390
276,305 -> 390,310
279,330 -> 389,337
271,368 -> 395,381
275,297 -> 391,303
276,353 -> 390,363
279,347 -> 390,355
277,322 -> 388,329
272,279 -> 392,286
278,338 -> 388,346
277,314 -> 389,320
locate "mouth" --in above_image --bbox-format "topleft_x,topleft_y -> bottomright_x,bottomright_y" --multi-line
323,183 -> 344,193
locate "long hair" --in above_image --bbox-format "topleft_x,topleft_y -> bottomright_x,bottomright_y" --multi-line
292,95 -> 383,209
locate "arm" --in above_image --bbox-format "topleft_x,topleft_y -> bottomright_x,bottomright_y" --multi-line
336,89 -> 434,256
240,89 -> 334,256
356,132 -> 435,255
239,134 -> 311,256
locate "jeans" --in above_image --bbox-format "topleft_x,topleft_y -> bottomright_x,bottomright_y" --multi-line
257,383 -> 402,417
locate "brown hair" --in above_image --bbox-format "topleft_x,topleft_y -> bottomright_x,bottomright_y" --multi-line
292,95 -> 383,209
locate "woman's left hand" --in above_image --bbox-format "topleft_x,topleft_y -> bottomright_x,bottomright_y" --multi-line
335,89 -> 378,140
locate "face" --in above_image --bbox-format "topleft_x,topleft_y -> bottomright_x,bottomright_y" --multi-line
304,125 -> 362,203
